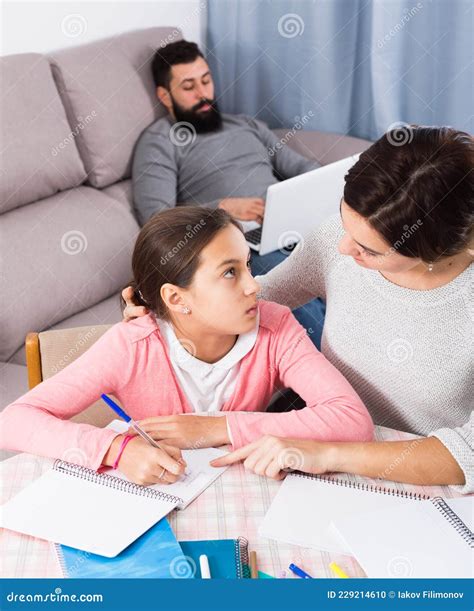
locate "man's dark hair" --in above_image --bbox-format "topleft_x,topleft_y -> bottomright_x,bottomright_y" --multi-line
344,126 -> 473,262
152,40 -> 204,89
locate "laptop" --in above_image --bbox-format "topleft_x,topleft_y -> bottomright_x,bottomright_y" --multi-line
243,154 -> 361,256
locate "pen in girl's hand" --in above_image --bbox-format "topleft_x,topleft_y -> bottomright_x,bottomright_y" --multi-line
100,394 -> 188,474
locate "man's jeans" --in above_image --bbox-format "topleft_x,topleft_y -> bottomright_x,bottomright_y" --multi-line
250,249 -> 326,350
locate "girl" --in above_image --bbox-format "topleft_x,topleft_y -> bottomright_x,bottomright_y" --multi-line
0,207 -> 373,485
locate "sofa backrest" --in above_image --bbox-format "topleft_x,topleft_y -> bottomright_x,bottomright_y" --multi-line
0,53 -> 87,214
1,28 -> 180,362
49,27 -> 180,189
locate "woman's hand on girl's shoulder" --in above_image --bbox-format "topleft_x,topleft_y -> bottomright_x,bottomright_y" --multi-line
122,286 -> 149,322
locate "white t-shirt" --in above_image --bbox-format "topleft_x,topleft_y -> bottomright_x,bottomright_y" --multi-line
157,316 -> 259,413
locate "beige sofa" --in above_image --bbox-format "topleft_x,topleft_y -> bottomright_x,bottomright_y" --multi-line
0,27 -> 371,410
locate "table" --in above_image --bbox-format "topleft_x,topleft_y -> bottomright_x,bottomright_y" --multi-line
0,426 -> 464,578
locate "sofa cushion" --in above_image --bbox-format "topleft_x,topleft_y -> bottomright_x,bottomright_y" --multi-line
9,292 -> 124,366
0,187 -> 139,361
0,362 -> 29,410
0,53 -> 87,214
49,27 -> 179,189
103,179 -> 133,213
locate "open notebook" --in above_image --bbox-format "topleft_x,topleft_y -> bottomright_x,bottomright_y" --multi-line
259,472 -> 436,554
0,420 -> 228,557
333,496 -> 473,578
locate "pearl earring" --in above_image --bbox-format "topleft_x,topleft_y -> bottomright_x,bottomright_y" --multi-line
427,262 -> 434,272
181,306 -> 191,314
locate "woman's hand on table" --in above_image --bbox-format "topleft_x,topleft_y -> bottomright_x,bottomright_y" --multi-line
210,435 -> 467,488
210,435 -> 334,480
126,414 -> 230,449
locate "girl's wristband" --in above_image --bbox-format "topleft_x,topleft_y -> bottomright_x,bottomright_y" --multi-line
113,435 -> 134,470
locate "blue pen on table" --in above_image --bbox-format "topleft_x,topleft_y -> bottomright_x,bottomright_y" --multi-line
100,394 -> 188,474
288,563 -> 313,579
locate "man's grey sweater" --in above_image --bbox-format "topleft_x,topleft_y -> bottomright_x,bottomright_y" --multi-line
132,113 -> 318,224
258,216 -> 473,493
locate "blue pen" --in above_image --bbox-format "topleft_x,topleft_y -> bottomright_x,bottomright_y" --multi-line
101,394 -> 187,473
288,563 -> 313,579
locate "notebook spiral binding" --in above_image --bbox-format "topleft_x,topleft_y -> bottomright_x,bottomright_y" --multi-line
55,543 -> 68,577
53,459 -> 183,505
293,472 -> 430,500
432,497 -> 474,548
236,536 -> 250,579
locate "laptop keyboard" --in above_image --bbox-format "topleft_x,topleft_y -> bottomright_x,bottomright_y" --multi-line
245,227 -> 262,245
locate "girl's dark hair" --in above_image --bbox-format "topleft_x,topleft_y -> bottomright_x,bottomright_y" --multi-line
343,126 -> 473,262
126,206 -> 242,319
152,40 -> 204,89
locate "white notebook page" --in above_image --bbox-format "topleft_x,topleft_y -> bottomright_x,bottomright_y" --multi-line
333,497 -> 473,578
259,474 -> 415,553
0,466 -> 176,557
106,420 -> 228,508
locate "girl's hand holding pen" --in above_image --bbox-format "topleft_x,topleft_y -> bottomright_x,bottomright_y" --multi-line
103,435 -> 186,486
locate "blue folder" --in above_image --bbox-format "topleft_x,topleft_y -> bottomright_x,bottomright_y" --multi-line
56,518 -> 193,578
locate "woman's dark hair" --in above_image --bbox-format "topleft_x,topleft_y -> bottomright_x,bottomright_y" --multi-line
343,126 -> 473,262
152,40 -> 204,89
126,207 -> 243,319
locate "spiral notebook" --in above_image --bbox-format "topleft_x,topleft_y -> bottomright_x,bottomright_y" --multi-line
179,537 -> 251,578
259,472 -> 431,554
333,496 -> 473,578
0,437 -> 228,557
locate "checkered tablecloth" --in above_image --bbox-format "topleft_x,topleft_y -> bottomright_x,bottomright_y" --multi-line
0,426 -> 463,578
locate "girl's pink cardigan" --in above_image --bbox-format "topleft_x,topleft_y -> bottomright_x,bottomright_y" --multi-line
0,301 -> 373,469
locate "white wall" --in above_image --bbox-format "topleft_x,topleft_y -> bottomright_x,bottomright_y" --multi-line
0,0 -> 207,56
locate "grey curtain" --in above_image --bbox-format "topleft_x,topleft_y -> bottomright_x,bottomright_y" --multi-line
206,0 -> 473,140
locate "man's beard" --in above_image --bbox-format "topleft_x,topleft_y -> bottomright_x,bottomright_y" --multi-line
171,96 -> 222,133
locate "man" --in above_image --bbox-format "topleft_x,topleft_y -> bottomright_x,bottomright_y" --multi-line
132,39 -> 325,344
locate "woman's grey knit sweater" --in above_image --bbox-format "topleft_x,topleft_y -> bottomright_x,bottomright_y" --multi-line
257,216 -> 473,493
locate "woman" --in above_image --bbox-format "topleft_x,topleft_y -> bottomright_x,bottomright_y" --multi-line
0,207 -> 373,486
125,126 -> 473,492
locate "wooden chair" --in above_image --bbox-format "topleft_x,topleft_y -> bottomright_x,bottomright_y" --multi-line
25,324 -> 117,427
